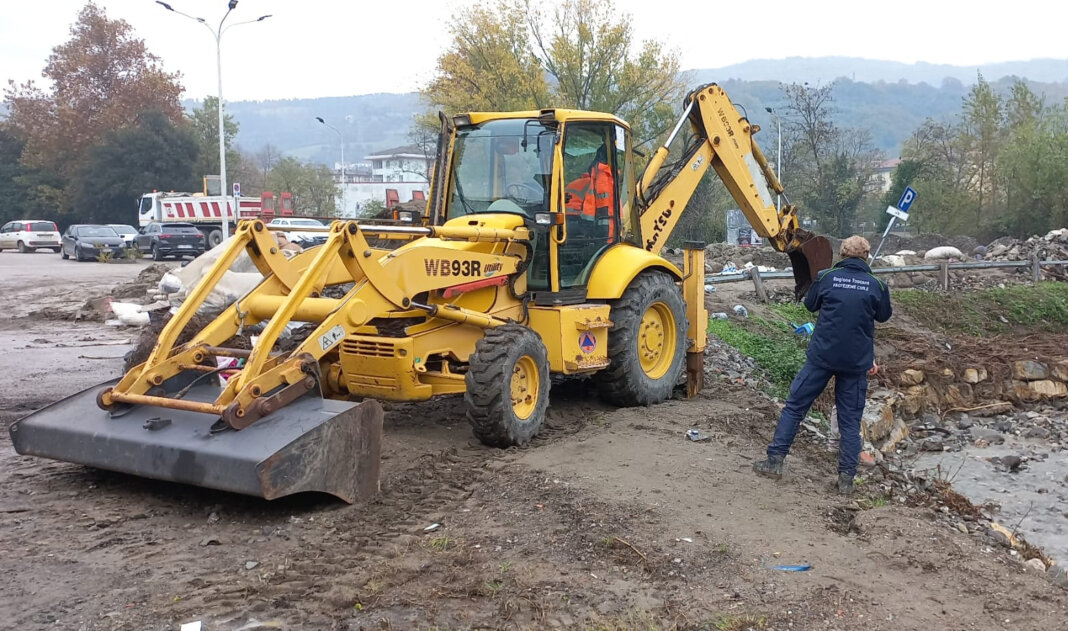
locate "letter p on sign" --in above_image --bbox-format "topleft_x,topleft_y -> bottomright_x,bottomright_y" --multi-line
897,186 -> 917,213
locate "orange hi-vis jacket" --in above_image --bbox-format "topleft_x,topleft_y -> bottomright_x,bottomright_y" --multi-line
565,163 -> 615,238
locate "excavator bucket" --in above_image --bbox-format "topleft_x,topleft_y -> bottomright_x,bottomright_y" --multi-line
8,380 -> 383,503
788,233 -> 834,300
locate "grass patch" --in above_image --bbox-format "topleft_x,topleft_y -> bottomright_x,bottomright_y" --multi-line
894,282 -> 1068,336
707,314 -> 809,398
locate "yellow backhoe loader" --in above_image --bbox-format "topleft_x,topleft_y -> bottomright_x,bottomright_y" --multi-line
10,84 -> 831,502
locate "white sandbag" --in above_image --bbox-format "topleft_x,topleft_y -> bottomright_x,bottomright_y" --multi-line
158,272 -> 183,294
923,246 -> 964,260
877,254 -> 906,267
894,250 -> 917,256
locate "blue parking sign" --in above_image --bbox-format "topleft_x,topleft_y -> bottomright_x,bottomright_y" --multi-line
897,186 -> 917,212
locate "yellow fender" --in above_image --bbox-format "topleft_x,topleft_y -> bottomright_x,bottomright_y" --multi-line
584,244 -> 682,300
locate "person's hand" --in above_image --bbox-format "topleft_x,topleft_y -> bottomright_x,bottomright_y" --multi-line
867,363 -> 879,376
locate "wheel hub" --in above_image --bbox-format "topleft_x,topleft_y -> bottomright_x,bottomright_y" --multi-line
510,355 -> 539,420
638,302 -> 676,379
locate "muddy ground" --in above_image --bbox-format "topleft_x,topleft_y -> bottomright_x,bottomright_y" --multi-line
1,251 -> 1066,630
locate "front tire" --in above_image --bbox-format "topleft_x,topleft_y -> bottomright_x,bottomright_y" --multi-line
465,324 -> 550,447
595,271 -> 688,407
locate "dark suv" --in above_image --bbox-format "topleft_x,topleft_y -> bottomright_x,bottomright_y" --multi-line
136,222 -> 206,260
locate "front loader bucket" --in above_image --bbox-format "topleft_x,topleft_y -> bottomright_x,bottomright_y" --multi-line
8,381 -> 382,504
788,234 -> 834,300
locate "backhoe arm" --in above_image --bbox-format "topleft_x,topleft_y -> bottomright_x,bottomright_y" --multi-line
636,84 -> 831,295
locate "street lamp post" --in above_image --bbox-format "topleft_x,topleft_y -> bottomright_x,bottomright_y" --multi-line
316,117 -> 346,216
156,1 -> 271,244
765,106 -> 783,212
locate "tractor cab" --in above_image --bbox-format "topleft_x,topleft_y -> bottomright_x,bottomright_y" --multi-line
437,112 -> 637,294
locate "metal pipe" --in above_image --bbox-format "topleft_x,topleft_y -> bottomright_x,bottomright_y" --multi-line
108,391 -> 227,416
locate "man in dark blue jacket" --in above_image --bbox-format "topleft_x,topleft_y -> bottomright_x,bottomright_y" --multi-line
753,236 -> 892,495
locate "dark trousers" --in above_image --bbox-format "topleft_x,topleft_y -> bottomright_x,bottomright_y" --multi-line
767,361 -> 869,476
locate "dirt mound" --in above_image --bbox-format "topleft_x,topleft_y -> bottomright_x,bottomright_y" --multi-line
108,263 -> 172,300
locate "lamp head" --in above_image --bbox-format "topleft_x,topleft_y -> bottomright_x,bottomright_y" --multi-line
228,1 -> 238,10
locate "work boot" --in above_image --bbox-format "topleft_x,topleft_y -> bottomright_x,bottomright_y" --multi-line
752,454 -> 785,479
837,473 -> 855,496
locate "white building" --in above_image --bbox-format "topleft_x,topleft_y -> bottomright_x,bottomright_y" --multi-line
333,145 -> 431,217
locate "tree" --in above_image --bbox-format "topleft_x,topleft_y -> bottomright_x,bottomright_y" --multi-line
188,96 -> 241,184
266,157 -> 339,216
422,0 -> 683,144
3,2 -> 184,210
782,82 -> 883,237
960,73 -> 1003,226
71,110 -> 198,224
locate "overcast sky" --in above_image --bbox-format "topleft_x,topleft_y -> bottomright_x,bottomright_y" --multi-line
3,0 -> 1067,102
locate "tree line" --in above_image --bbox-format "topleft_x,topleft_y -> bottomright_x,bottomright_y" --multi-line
4,1 -> 1066,242
0,2 -> 338,229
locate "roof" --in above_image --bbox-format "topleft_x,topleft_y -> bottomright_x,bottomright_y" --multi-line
365,144 -> 428,159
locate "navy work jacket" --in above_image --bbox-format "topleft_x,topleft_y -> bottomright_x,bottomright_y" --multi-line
803,257 -> 892,374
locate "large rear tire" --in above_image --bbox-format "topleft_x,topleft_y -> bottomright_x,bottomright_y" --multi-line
207,229 -> 224,248
151,244 -> 163,261
595,271 -> 688,407
465,324 -> 550,447
17,241 -> 33,253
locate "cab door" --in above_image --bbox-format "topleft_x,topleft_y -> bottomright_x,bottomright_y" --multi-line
555,121 -> 625,289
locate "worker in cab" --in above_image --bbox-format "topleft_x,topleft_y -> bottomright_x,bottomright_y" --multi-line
564,145 -> 616,242
751,236 -> 892,495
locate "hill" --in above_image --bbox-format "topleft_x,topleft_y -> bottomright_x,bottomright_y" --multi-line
214,57 -> 1068,163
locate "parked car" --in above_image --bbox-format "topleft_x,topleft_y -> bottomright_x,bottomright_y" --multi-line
108,224 -> 139,248
0,220 -> 62,253
61,225 -> 126,261
135,222 -> 206,260
267,217 -> 328,246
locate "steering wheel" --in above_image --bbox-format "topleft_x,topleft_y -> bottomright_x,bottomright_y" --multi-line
506,182 -> 543,204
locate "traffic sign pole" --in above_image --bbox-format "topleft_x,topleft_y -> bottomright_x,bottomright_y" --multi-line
869,215 -> 897,263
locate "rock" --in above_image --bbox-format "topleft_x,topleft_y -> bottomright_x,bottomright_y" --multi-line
1000,455 -> 1023,472
1013,360 -> 1049,381
957,416 -> 974,430
1029,380 -> 1068,399
899,369 -> 925,386
902,386 -> 927,416
963,367 -> 989,384
956,522 -> 969,534
199,537 -> 221,546
1024,427 -> 1051,439
1051,360 -> 1068,382
1013,380 -> 1041,403
1046,565 -> 1068,588
971,427 -> 1005,445
920,436 -> 945,451
995,419 -> 1014,433
944,384 -> 972,408
990,529 -> 1013,548
861,398 -> 897,443
1026,558 -> 1047,572
245,561 -> 260,570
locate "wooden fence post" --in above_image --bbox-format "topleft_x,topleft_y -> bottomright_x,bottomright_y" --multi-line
939,260 -> 950,291
750,266 -> 768,303
1031,253 -> 1042,284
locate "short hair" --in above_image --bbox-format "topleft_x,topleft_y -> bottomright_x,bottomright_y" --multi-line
840,235 -> 870,258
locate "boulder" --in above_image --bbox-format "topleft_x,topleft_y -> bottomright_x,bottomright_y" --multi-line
1051,360 -> 1068,382
1029,380 -> 1068,399
899,369 -> 925,386
963,367 -> 989,384
1012,360 -> 1049,381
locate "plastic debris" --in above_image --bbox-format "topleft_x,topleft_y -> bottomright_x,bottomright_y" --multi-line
685,429 -> 710,442
424,523 -> 441,532
792,322 -> 815,336
710,312 -> 728,320
704,284 -> 717,292
719,261 -> 739,274
180,623 -> 203,631
771,564 -> 812,572
732,304 -> 748,318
